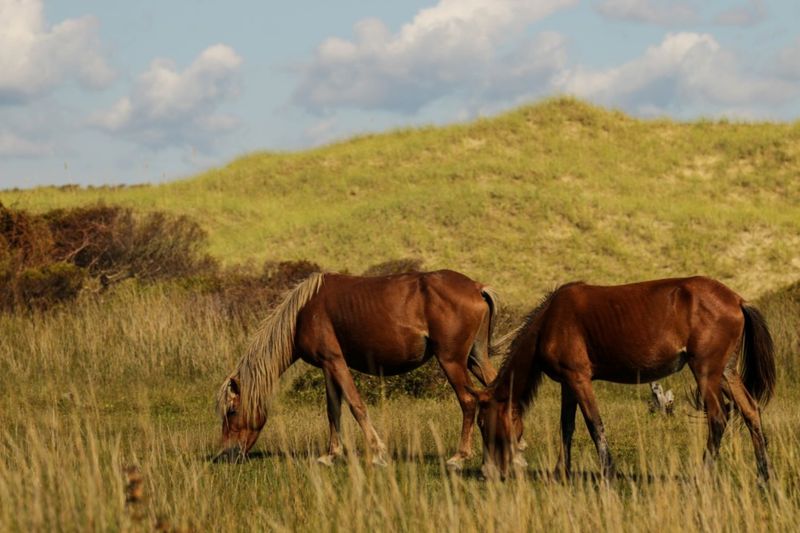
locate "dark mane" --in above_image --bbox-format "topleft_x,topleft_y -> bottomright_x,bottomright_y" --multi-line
494,282 -> 583,411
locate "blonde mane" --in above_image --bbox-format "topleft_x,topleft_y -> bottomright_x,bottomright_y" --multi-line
216,272 -> 326,420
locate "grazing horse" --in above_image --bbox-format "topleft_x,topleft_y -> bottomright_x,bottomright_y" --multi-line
470,277 -> 776,481
214,269 -> 501,469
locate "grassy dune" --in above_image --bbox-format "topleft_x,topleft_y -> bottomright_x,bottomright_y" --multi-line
5,98 -> 800,302
2,99 -> 800,531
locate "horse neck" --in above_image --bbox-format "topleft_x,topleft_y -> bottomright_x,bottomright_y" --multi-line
237,272 -> 325,417
238,349 -> 297,420
492,311 -> 547,411
492,359 -> 530,409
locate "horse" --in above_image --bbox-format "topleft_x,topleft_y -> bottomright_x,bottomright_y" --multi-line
214,269 -> 503,469
469,276 -> 776,481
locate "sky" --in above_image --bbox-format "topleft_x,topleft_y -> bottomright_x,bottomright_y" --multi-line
2,0 -> 800,189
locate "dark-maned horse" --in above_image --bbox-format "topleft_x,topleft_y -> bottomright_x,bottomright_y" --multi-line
214,269 -> 501,469
470,276 -> 776,481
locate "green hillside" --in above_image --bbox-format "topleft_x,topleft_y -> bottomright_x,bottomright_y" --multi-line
4,98 -> 800,303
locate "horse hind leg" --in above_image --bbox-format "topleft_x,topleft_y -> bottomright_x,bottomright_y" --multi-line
723,370 -> 770,481
690,364 -> 728,470
317,369 -> 344,466
438,356 -> 479,471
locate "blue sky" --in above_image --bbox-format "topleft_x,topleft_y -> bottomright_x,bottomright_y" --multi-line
2,0 -> 799,189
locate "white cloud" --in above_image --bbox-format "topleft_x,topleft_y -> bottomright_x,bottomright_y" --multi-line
92,44 -> 243,149
292,0 -> 577,114
561,32 -> 797,116
774,38 -> 800,81
593,0 -> 697,25
0,0 -> 114,104
715,0 -> 766,27
0,130 -> 52,157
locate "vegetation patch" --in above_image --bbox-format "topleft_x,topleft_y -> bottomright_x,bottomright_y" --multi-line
0,203 -> 214,310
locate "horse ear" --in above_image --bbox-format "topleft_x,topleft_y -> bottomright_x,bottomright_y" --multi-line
227,377 -> 240,400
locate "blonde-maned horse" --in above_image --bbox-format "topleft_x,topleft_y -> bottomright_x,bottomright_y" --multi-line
214,269 -> 504,469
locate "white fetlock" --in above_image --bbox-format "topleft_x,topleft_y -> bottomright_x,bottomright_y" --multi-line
446,456 -> 465,471
513,453 -> 528,468
517,437 -> 529,451
317,454 -> 336,467
371,454 -> 388,467
481,462 -> 501,481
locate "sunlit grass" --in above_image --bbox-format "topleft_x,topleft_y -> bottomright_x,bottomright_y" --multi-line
1,286 -> 798,531
3,98 -> 800,303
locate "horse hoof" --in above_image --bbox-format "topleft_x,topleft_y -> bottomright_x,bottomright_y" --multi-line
513,454 -> 528,468
481,464 -> 503,481
371,455 -> 388,467
317,454 -> 336,467
445,457 -> 464,472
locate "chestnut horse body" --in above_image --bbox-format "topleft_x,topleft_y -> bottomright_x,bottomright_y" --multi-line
216,269 -> 499,468
473,276 -> 775,481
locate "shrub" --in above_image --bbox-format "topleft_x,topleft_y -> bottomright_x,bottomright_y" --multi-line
0,202 -> 215,312
15,263 -> 85,310
289,361 -> 451,403
45,206 -> 215,280
0,203 -> 54,266
362,257 -> 423,277
203,260 -> 323,327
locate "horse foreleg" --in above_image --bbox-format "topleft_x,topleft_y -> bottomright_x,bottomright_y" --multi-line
325,358 -> 388,466
317,369 -> 344,466
555,384 -> 578,481
571,378 -> 614,480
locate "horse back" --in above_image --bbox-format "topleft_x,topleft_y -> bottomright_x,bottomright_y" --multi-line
539,276 -> 745,383
294,270 -> 489,373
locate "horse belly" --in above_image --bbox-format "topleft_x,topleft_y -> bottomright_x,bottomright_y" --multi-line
592,348 -> 688,384
338,329 -> 430,376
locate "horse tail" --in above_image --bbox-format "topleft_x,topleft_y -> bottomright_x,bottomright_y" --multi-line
480,286 -> 498,354
740,304 -> 777,406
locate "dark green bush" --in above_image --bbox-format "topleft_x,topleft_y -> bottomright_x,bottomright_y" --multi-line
15,262 -> 85,310
289,360 -> 451,403
200,260 -> 323,327
0,202 -> 216,311
362,257 -> 423,276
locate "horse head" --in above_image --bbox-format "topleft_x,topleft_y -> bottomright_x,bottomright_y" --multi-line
468,385 -> 519,479
212,376 -> 267,463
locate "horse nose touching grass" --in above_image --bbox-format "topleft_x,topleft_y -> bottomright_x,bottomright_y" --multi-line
211,446 -> 247,464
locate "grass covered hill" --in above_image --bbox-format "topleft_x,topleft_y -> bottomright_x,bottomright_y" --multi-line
3,98 -> 800,530
4,97 -> 800,302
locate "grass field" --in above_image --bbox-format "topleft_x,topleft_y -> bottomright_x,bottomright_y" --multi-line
1,285 -> 799,531
2,98 -> 800,531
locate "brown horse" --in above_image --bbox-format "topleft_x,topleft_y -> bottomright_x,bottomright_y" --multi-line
214,269 -> 501,469
471,276 -> 776,481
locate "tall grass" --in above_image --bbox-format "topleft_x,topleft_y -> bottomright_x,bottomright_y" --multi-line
1,284 -> 798,531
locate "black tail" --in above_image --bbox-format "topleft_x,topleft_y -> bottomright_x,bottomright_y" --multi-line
480,287 -> 499,356
741,304 -> 776,406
